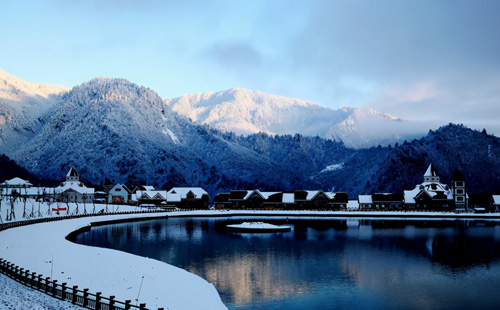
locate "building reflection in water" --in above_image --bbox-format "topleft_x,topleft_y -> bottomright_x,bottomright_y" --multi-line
74,217 -> 500,310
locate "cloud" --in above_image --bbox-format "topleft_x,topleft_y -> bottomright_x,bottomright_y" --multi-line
265,0 -> 500,133
367,74 -> 500,134
204,41 -> 264,70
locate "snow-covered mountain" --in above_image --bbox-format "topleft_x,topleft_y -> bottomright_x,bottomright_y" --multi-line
1,70 -> 500,197
166,88 -> 434,148
12,77 -> 314,194
0,69 -> 69,153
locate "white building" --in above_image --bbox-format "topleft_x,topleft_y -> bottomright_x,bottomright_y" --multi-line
108,184 -> 131,203
55,167 -> 94,203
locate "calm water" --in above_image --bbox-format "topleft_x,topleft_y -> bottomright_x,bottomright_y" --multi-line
74,217 -> 500,310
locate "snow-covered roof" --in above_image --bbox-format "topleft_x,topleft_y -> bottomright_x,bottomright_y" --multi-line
1,177 -> 33,187
424,164 -> 438,177
324,192 -> 336,199
110,184 -> 131,193
404,179 -> 453,203
260,192 -> 280,199
55,181 -> 94,195
421,181 -> 448,191
243,189 -> 263,200
305,191 -> 320,200
358,195 -> 373,204
66,166 -> 79,178
166,192 -> 181,202
347,200 -> 359,209
493,195 -> 500,205
168,187 -> 208,199
404,189 -> 418,204
136,190 -> 167,200
143,186 -> 155,191
282,193 -> 295,203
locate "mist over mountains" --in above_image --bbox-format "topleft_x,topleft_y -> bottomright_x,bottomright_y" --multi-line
1,70 -> 499,197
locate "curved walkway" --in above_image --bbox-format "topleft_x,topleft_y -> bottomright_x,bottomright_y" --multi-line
0,212 -> 227,310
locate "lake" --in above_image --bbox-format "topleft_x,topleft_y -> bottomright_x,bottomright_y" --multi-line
73,217 -> 500,310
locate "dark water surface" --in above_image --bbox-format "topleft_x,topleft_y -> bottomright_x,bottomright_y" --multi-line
74,217 -> 500,309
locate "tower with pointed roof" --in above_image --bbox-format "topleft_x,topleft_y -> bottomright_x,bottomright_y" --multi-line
451,169 -> 467,212
423,164 -> 440,183
66,166 -> 79,182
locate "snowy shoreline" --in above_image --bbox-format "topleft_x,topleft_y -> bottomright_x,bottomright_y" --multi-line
2,207 -> 500,310
0,211 -> 228,310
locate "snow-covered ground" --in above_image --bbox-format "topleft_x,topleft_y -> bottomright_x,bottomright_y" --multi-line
0,201 -> 228,310
0,271 -> 82,310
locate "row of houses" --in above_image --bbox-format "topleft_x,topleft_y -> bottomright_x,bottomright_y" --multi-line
213,190 -> 348,210
2,164 -> 500,212
0,167 -> 209,209
213,164 -> 500,212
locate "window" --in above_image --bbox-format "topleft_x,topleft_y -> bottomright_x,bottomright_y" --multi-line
456,181 -> 464,187
456,196 -> 465,202
116,188 -> 121,192
456,189 -> 464,195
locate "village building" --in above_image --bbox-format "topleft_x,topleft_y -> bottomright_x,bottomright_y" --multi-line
213,192 -> 231,209
294,190 -> 348,210
262,192 -> 296,209
403,164 -> 467,211
0,177 -> 33,197
55,167 -> 95,203
108,184 -> 132,204
166,187 -> 209,209
358,193 -> 404,210
213,189 -> 347,210
492,195 -> 500,212
358,195 -> 373,210
133,190 -> 167,206
469,193 -> 492,213
130,185 -> 155,194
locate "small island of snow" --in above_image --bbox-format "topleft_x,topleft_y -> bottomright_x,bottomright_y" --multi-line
226,222 -> 291,232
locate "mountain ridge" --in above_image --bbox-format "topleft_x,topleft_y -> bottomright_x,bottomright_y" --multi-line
166,87 -> 435,148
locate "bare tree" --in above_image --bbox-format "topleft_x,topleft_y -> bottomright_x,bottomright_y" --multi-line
82,194 -> 88,214
22,187 -> 28,218
0,186 -> 4,224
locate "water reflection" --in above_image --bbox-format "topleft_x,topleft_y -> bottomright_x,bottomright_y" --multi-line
74,218 -> 500,310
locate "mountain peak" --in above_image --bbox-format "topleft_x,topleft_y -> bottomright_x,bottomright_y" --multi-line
167,89 -> 428,148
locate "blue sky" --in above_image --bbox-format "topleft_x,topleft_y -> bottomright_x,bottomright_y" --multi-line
2,0 -> 499,132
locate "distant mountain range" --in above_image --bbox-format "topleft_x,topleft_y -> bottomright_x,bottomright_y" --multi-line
166,88 -> 436,148
1,70 -> 499,197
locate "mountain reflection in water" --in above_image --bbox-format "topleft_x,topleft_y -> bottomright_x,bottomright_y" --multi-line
74,217 -> 500,310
